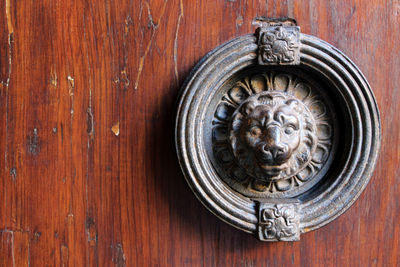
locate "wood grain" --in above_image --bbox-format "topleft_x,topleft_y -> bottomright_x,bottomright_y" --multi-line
0,0 -> 399,266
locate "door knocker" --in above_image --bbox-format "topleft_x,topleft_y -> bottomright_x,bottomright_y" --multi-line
175,18 -> 381,241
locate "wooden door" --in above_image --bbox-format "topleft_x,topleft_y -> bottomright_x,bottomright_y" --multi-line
0,0 -> 398,266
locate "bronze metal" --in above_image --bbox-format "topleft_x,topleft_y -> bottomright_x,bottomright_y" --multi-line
175,19 -> 381,241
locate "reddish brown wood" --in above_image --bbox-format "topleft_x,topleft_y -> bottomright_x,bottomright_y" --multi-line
0,0 -> 398,266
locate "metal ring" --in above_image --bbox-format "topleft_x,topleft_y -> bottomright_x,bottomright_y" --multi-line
175,30 -> 380,239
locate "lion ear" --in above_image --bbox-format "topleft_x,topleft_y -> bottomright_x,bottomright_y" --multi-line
240,101 -> 255,116
286,99 -> 302,111
285,99 -> 298,107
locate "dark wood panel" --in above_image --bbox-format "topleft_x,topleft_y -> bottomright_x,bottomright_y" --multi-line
0,0 -> 398,266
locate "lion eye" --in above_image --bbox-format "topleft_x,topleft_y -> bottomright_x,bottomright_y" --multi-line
250,127 -> 261,136
284,126 -> 295,135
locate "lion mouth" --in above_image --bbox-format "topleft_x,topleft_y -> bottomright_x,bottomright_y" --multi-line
259,163 -> 287,176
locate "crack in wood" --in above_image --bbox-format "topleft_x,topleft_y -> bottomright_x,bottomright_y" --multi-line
112,243 -> 126,267
27,128 -> 40,156
134,0 -> 168,90
174,0 -> 184,86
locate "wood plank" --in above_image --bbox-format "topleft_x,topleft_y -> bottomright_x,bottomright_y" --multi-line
0,0 -> 398,266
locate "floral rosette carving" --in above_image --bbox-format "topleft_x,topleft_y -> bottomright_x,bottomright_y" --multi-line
258,203 -> 299,241
212,71 -> 334,197
257,26 -> 300,65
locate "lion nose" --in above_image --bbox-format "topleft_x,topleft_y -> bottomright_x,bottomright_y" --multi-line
264,144 -> 286,159
262,143 -> 286,159
263,126 -> 288,160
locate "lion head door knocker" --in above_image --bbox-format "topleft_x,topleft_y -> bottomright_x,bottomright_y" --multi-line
176,18 -> 381,241
230,91 -> 317,190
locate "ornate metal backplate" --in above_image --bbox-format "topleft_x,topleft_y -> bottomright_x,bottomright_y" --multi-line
175,19 -> 381,241
211,70 -> 336,198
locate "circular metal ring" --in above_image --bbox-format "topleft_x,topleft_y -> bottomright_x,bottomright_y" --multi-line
175,30 -> 380,239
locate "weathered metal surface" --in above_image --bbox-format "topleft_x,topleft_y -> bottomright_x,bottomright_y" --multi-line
212,71 -> 335,198
257,201 -> 300,242
256,26 -> 300,65
175,20 -> 381,241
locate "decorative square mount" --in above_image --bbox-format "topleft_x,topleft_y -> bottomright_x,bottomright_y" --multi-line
256,26 -> 300,65
257,202 -> 300,241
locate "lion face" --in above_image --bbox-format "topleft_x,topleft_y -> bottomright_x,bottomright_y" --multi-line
243,103 -> 301,176
230,91 -> 317,182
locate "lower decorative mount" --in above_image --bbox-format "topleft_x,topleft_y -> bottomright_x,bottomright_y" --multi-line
257,201 -> 300,241
175,19 -> 381,241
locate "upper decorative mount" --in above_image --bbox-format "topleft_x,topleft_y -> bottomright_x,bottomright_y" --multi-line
255,18 -> 300,65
